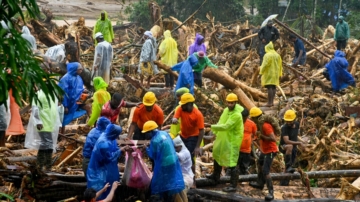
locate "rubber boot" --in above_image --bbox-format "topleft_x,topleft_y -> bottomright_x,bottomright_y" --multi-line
36,150 -> 46,170
265,178 -> 274,201
44,149 -> 53,171
206,160 -> 221,184
249,169 -> 264,190
223,167 -> 239,192
285,154 -> 295,173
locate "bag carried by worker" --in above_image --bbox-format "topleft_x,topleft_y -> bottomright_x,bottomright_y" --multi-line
123,144 -> 152,189
257,115 -> 281,136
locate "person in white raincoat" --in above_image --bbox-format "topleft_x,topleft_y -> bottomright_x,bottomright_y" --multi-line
21,26 -> 37,50
25,90 -> 61,171
0,97 -> 10,147
45,44 -> 66,63
93,32 -> 113,84
173,136 -> 194,191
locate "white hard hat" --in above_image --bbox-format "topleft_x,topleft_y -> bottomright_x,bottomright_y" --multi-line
95,32 -> 103,39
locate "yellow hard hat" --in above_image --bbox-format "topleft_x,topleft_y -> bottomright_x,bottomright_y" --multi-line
250,107 -> 262,117
143,92 -> 157,106
179,93 -> 195,105
226,93 -> 238,102
142,120 -> 158,133
284,110 -> 296,121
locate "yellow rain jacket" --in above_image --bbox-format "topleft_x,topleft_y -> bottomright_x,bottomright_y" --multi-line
93,11 -> 114,44
159,30 -> 178,66
211,104 -> 244,167
87,77 -> 111,126
260,42 -> 282,86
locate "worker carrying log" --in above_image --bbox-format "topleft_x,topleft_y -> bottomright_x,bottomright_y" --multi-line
172,54 -> 198,94
93,32 -> 113,84
25,89 -> 61,171
138,31 -> 159,88
259,42 -> 282,107
87,77 -> 111,127
172,93 -> 204,188
249,107 -> 279,201
257,20 -> 279,64
323,50 -> 355,93
191,51 -> 217,88
127,92 -> 164,140
334,16 -> 350,50
279,110 -> 305,186
289,34 -> 306,68
82,117 -> 111,176
188,33 -> 206,56
144,121 -> 187,201
159,30 -> 178,89
93,10 -> 114,44
207,93 -> 244,192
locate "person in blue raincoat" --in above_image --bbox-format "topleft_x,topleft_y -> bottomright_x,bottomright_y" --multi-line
143,121 -> 186,201
58,62 -> 87,127
324,50 -> 355,92
82,117 -> 111,176
87,124 -> 128,200
171,54 -> 199,95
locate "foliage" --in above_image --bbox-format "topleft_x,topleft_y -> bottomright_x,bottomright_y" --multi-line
125,0 -> 152,29
0,192 -> 14,201
0,0 -> 63,106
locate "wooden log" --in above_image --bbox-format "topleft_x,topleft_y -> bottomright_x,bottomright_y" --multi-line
232,87 -> 255,110
194,87 -> 223,113
6,156 -> 37,163
306,40 -> 335,56
350,57 -> 358,76
55,146 -> 82,168
336,177 -> 360,200
30,20 -> 62,47
222,33 -> 258,49
233,51 -> 252,78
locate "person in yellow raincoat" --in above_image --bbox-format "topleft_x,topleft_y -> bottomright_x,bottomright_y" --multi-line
159,30 -> 178,89
259,42 -> 282,107
87,77 -> 111,127
207,93 -> 244,192
93,11 -> 114,44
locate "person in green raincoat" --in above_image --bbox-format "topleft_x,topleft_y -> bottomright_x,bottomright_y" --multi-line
87,77 -> 111,127
93,11 -> 114,44
207,93 -> 244,192
259,42 -> 282,107
334,16 -> 350,50
191,51 -> 217,88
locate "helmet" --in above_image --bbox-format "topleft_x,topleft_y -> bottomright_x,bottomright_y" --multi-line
250,107 -> 262,117
179,93 -> 195,105
143,92 -> 156,106
142,121 -> 158,133
284,110 -> 296,121
226,93 -> 238,102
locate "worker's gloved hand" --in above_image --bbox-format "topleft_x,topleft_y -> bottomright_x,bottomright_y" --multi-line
172,118 -> 178,124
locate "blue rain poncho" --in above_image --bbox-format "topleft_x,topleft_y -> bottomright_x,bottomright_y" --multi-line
87,124 -> 122,200
325,50 -> 355,92
83,117 -> 111,158
58,62 -> 86,126
21,26 -> 37,50
171,54 -> 199,95
146,130 -> 185,195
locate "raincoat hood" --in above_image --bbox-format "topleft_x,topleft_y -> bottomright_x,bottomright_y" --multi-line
339,16 -> 344,21
188,54 -> 199,66
22,26 -> 31,35
265,42 -> 275,53
105,124 -> 122,140
195,33 -> 204,44
67,62 -> 80,76
93,76 -> 108,91
335,50 -> 345,58
100,10 -> 108,20
164,30 -> 171,38
96,117 -> 111,131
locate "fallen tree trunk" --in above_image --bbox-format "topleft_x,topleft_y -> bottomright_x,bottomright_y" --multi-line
30,20 -> 62,47
6,156 -> 37,163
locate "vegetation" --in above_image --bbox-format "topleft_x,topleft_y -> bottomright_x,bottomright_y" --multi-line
0,0 -> 62,106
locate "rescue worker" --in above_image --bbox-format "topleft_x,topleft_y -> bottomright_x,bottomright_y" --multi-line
21,26 -> 37,50
171,54 -> 199,95
334,16 -> 350,50
159,30 -> 178,89
249,107 -> 278,201
93,11 -> 114,44
83,181 -> 119,202
191,51 -> 217,88
127,92 -> 164,140
279,110 -> 305,186
259,42 -> 282,107
138,31 -> 159,88
45,44 -> 66,63
169,87 -> 191,138
82,117 -> 111,176
257,20 -> 279,64
173,136 -> 194,191
188,33 -> 206,55
144,121 -> 186,201
172,93 -> 205,187
207,93 -> 244,192
65,31 -> 79,62
289,34 -> 306,67
93,32 -> 113,83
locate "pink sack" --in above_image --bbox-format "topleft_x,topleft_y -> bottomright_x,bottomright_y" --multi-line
123,145 -> 152,189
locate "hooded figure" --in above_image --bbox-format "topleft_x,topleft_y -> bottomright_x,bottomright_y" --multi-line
93,11 -> 114,44
138,31 -> 159,75
171,54 -> 199,95
21,26 -> 37,50
87,124 -> 122,200
188,33 -> 206,56
82,117 -> 111,176
325,50 -> 355,92
92,34 -> 113,84
45,44 -> 66,63
334,16 -> 350,50
58,62 -> 86,126
87,77 -> 111,126
173,136 -> 194,190
159,30 -> 178,88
